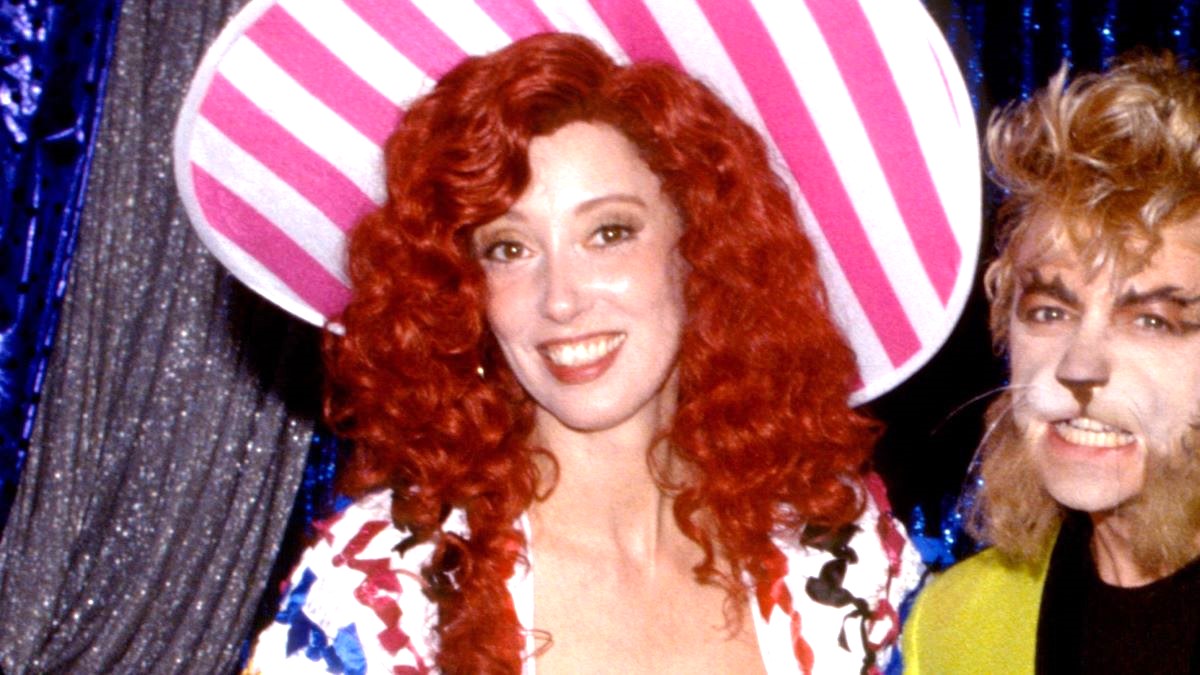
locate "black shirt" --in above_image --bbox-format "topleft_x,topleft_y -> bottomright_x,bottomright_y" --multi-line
1037,512 -> 1200,674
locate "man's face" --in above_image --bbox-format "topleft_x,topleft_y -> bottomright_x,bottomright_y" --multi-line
1008,218 -> 1200,513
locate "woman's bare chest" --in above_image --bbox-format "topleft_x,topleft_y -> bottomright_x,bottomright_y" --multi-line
529,544 -> 768,674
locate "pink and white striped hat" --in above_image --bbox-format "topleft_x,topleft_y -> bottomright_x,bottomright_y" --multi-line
173,0 -> 980,404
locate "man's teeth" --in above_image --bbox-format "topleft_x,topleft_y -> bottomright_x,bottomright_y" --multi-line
545,334 -> 625,367
1053,417 -> 1135,448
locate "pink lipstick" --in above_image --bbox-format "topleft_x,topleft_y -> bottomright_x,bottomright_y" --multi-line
537,332 -> 626,384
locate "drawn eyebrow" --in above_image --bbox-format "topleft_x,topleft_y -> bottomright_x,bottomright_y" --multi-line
574,193 -> 646,216
1116,285 -> 1200,308
1019,269 -> 1079,307
1115,285 -> 1200,335
484,209 -> 528,226
496,194 -> 646,224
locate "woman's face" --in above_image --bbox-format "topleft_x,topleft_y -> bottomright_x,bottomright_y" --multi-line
473,121 -> 687,435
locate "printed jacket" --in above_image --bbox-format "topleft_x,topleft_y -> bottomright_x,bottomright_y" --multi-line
248,478 -> 921,674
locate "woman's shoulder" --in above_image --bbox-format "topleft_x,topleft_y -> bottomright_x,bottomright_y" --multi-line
245,490 -> 443,674
775,474 -> 922,600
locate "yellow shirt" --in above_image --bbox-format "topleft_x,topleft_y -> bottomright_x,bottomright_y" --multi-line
902,546 -> 1051,674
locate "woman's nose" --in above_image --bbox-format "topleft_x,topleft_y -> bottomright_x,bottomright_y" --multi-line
538,255 -> 589,323
1054,329 -> 1111,409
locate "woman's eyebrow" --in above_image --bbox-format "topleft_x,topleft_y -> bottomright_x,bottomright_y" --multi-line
485,209 -> 529,225
574,193 -> 646,215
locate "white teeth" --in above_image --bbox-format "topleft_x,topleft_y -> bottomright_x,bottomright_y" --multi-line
1053,417 -> 1135,448
544,334 -> 626,367
1065,418 -> 1116,432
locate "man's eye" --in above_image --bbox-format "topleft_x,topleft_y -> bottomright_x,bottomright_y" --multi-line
483,241 -> 526,262
1134,313 -> 1176,333
590,224 -> 634,246
1026,306 -> 1067,323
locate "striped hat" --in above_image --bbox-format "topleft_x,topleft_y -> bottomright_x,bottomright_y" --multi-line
173,0 -> 980,404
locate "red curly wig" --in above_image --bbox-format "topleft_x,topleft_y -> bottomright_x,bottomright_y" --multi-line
325,32 -> 876,673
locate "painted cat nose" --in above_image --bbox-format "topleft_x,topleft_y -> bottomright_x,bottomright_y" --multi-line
1054,337 -> 1110,409
1056,377 -> 1103,408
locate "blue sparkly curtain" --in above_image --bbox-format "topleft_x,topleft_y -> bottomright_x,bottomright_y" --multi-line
0,0 -> 121,532
930,0 -> 1197,111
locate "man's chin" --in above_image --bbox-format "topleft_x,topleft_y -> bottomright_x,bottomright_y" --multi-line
1043,487 -> 1134,515
973,399 -> 1200,574
1037,431 -> 1200,576
1035,462 -> 1143,515
1030,424 -> 1144,511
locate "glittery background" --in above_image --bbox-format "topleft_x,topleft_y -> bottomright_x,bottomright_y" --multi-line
0,0 -> 324,671
0,0 -> 1196,671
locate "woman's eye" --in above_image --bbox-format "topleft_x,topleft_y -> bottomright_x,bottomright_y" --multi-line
482,241 -> 527,262
590,224 -> 634,247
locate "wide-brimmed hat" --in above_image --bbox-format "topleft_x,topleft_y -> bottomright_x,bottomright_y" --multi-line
173,0 -> 980,404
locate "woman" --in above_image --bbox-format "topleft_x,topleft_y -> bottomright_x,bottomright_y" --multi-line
247,33 -> 918,674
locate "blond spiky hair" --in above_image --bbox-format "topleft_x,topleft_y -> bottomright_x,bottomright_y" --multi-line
984,50 -> 1200,351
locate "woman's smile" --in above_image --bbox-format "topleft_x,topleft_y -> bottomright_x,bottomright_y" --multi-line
538,332 -> 627,384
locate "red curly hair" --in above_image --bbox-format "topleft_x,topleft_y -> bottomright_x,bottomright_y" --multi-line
325,33 -> 876,673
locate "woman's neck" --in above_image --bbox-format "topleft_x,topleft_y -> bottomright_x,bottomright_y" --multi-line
528,409 -> 693,570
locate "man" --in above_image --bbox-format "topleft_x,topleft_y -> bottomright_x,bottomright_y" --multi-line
903,51 -> 1200,673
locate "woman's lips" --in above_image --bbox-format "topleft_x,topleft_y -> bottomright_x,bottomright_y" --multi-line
538,332 -> 626,384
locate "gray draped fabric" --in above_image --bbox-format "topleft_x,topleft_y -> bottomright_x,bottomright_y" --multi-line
0,0 -> 320,672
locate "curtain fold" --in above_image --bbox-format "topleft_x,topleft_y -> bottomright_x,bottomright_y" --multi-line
0,0 -> 321,671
